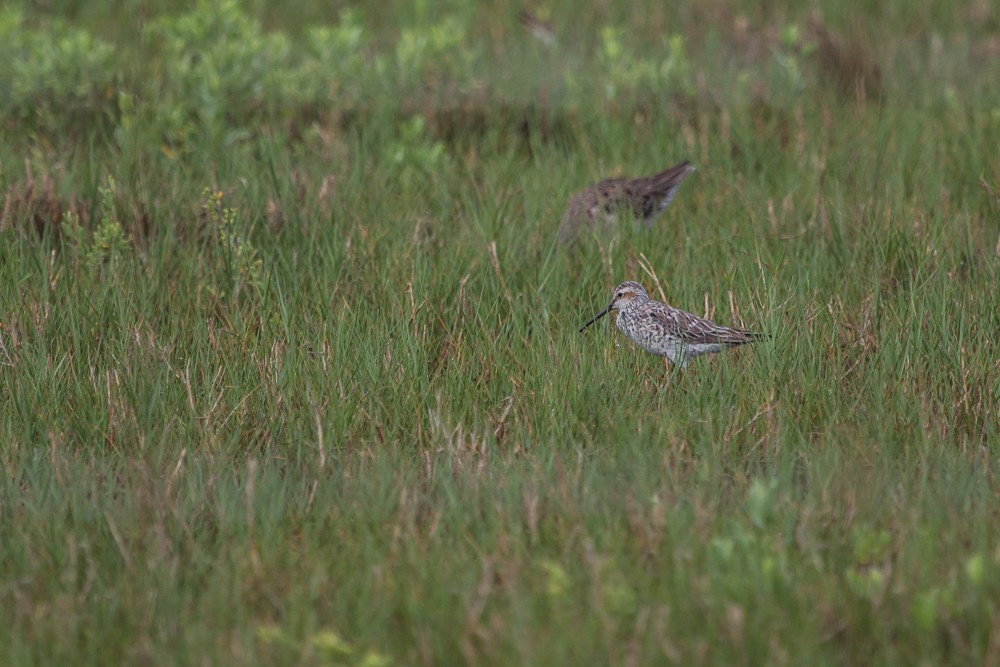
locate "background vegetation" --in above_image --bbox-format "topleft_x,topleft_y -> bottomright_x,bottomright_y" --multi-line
1,0 -> 999,664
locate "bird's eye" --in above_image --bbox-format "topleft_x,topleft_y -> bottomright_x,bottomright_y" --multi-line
616,291 -> 623,298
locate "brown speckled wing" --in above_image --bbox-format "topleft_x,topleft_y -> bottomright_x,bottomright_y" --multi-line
591,179 -> 627,214
651,304 -> 759,347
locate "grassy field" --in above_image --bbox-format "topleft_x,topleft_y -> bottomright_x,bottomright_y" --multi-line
2,0 -> 1000,664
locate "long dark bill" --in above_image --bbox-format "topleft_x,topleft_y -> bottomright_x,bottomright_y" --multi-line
579,303 -> 612,332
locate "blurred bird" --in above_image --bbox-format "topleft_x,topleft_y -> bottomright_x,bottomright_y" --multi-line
557,160 -> 695,244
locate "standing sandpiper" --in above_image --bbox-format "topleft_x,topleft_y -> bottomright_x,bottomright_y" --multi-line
580,281 -> 764,368
556,160 -> 696,244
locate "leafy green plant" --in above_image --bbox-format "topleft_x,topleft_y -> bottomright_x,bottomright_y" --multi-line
388,116 -> 447,180
200,188 -> 264,306
86,178 -> 130,269
257,624 -> 392,666
60,176 -> 130,270
0,7 -> 118,128
391,17 -> 476,91
148,0 -> 305,147
304,9 -> 371,102
771,23 -> 816,96
596,28 -> 694,101
844,525 -> 892,602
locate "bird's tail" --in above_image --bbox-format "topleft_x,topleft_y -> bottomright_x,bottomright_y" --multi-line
725,330 -> 769,348
640,160 -> 696,215
646,160 -> 695,193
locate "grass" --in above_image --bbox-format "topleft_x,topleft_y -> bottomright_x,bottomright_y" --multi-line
2,0 -> 1000,664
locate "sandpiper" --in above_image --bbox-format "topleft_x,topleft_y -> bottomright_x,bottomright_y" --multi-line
556,160 -> 695,244
580,281 -> 764,368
